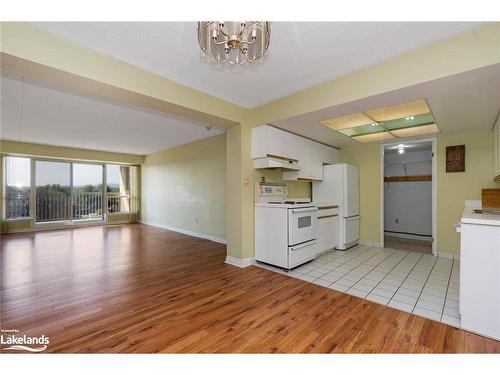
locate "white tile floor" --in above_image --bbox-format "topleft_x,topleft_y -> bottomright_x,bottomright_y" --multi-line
256,245 -> 461,328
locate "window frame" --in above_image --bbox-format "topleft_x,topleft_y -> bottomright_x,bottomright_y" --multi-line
2,154 -> 138,224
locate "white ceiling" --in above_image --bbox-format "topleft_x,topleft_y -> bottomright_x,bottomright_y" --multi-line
0,71 -> 223,155
29,22 -> 483,108
272,63 -> 500,149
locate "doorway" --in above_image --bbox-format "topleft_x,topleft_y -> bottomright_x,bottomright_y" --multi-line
381,139 -> 436,255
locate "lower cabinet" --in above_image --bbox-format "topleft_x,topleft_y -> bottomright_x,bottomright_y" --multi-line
317,215 -> 338,255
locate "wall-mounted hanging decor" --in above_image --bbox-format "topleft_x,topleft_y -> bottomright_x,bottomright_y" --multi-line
446,145 -> 465,172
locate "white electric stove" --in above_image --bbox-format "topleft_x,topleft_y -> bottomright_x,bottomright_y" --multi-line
254,183 -> 318,269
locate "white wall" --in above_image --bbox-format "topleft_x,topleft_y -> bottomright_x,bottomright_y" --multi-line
384,149 -> 432,236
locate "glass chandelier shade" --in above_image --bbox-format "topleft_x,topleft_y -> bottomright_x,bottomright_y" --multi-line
198,21 -> 271,65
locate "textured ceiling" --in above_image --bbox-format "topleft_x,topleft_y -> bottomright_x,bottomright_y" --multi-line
29,22 -> 483,108
272,63 -> 500,148
0,71 -> 224,155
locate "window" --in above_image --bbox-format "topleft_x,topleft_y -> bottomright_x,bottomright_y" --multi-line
3,156 -> 139,222
35,160 -> 72,222
106,165 -> 137,214
4,156 -> 31,219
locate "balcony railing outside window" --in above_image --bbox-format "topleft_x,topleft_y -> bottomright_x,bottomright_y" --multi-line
5,195 -> 30,219
30,192 -> 131,222
4,158 -> 137,223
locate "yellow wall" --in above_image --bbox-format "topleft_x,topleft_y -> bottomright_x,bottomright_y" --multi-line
340,130 -> 498,253
253,169 -> 311,198
141,134 -> 227,240
437,131 -> 498,252
341,143 -> 382,245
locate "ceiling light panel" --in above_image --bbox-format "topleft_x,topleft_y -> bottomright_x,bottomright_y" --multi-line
382,113 -> 435,130
366,99 -> 430,122
390,123 -> 440,138
320,113 -> 374,130
338,123 -> 385,137
352,132 -> 395,142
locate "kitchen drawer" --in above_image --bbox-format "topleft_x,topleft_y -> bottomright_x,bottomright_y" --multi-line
289,240 -> 317,268
317,206 -> 338,218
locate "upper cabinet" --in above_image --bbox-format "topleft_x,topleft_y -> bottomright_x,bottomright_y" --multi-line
252,125 -> 339,181
494,114 -> 500,181
252,125 -> 299,161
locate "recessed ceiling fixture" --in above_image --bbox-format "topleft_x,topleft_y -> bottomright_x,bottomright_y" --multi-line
198,22 -> 271,65
320,99 -> 440,143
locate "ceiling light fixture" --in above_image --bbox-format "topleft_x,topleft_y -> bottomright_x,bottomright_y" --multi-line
397,144 -> 406,154
198,21 -> 271,65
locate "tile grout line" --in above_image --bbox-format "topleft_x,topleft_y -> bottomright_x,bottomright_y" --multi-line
309,246 -> 387,282
411,256 -> 439,314
323,247 -> 396,285
292,245 -> 377,280
440,257 -> 455,322
386,252 -> 425,305
345,249 -> 405,292
306,245 -> 377,274
353,250 -> 414,298
339,248 -> 401,291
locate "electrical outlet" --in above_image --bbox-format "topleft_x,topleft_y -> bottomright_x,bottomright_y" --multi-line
395,218 -> 399,224
195,217 -> 199,224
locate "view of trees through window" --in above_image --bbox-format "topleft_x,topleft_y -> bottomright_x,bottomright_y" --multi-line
4,156 -> 31,219
4,156 -> 135,221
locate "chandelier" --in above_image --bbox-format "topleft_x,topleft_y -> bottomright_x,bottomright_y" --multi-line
197,21 -> 271,65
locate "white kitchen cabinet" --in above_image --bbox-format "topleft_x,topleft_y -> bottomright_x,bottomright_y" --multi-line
459,213 -> 500,340
323,144 -> 340,165
252,124 -> 339,180
251,125 -> 299,161
283,138 -> 333,181
317,215 -> 339,255
283,137 -> 323,181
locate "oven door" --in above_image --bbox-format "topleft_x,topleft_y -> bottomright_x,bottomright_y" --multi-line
288,207 -> 318,246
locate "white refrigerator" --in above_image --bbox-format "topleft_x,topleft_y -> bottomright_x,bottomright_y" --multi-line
313,163 -> 360,250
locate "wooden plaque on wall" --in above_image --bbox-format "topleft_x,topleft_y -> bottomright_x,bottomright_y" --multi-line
446,145 -> 465,172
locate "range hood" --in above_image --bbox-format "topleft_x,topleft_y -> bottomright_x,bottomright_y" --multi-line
253,157 -> 301,171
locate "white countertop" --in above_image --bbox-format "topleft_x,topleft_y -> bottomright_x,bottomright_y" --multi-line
461,202 -> 500,226
255,202 -> 317,209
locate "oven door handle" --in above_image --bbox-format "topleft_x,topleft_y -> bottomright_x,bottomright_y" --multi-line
291,207 -> 318,214
290,241 -> 316,251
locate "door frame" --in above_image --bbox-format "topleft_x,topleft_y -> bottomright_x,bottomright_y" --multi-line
379,137 -> 437,255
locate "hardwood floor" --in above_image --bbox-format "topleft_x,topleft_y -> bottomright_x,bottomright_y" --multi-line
1,224 -> 498,353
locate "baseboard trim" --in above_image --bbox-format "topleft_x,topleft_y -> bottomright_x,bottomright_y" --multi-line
437,250 -> 460,259
140,221 -> 227,244
360,240 -> 383,248
225,256 -> 254,268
